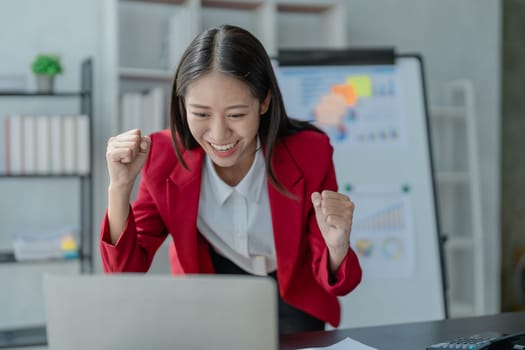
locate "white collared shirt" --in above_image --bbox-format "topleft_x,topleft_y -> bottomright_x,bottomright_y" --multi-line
197,142 -> 276,276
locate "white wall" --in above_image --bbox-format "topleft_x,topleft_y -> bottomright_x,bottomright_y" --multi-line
342,0 -> 501,314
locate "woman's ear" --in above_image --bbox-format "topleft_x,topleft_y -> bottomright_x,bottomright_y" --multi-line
260,91 -> 272,115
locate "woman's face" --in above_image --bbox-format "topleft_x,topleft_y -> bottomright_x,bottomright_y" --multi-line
184,71 -> 270,185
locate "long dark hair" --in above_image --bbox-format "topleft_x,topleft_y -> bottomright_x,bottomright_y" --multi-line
170,24 -> 321,193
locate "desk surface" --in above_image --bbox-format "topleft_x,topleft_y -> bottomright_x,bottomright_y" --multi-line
1,312 -> 524,349
280,312 -> 525,350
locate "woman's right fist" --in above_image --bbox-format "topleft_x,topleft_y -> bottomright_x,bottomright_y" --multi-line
106,129 -> 151,189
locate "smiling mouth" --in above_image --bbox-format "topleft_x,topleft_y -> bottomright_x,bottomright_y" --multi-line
209,141 -> 238,152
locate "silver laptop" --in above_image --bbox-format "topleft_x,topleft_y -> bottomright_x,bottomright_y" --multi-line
43,274 -> 278,350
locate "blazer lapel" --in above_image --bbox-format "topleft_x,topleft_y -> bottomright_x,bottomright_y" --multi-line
166,147 -> 205,273
164,142 -> 305,280
267,141 -> 304,294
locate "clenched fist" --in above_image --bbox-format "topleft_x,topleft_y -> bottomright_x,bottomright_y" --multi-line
106,129 -> 151,189
311,190 -> 354,273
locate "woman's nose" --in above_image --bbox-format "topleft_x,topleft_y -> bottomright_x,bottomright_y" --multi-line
209,116 -> 230,140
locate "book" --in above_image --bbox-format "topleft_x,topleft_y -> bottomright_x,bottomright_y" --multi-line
49,115 -> 64,174
23,115 -> 36,174
9,114 -> 25,175
120,92 -> 142,133
35,116 -> 51,174
149,86 -> 165,134
76,114 -> 90,174
62,115 -> 77,174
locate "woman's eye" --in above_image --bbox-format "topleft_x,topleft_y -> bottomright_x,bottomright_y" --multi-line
228,114 -> 245,119
192,112 -> 208,118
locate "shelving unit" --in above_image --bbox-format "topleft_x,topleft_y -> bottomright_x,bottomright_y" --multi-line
429,80 -> 486,318
117,0 -> 346,73
0,58 -> 93,273
0,58 -> 93,347
119,67 -> 173,81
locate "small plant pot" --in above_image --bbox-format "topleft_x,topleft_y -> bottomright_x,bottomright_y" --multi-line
35,75 -> 54,93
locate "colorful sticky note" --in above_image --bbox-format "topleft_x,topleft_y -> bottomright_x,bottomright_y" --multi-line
331,84 -> 357,106
347,75 -> 372,97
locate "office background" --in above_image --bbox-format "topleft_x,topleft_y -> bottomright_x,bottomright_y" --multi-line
0,0 -> 523,332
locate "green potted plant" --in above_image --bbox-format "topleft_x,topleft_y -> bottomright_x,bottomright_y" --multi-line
31,54 -> 63,93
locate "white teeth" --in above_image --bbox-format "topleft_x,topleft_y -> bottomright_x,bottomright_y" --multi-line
210,142 -> 236,151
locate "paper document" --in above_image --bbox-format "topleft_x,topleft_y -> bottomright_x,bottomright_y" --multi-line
298,337 -> 378,350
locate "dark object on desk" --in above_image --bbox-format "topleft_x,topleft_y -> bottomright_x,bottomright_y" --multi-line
0,252 -> 15,263
514,338 -> 525,350
280,311 -> 525,350
0,326 -> 47,348
427,331 -> 525,350
513,336 -> 525,350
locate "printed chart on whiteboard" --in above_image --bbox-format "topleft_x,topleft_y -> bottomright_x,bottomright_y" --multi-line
278,65 -> 407,149
345,185 -> 416,281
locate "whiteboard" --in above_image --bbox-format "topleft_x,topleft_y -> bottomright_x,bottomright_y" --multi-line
276,53 -> 446,328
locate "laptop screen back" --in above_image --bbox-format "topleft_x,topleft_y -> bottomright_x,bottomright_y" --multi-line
43,274 -> 278,350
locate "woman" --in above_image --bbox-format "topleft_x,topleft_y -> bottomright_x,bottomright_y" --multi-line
101,24 -> 362,334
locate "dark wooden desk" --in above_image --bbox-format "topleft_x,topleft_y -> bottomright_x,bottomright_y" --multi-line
280,312 -> 525,350
1,312 -> 524,349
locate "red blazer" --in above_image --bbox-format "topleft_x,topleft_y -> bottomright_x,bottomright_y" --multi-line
100,129 -> 362,327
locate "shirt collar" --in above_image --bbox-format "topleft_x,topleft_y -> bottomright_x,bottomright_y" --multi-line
205,154 -> 233,205
205,137 -> 265,206
235,140 -> 265,203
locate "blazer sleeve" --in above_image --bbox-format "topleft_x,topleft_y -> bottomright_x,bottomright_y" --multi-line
100,156 -> 168,273
307,144 -> 362,296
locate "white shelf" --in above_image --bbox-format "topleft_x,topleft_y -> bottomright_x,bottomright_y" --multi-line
430,106 -> 466,120
277,0 -> 337,13
448,301 -> 476,318
205,0 -> 342,13
430,80 -> 487,318
119,67 -> 173,81
123,0 -> 187,4
435,171 -> 469,185
446,237 -> 473,250
202,0 -> 265,10
118,0 -> 346,70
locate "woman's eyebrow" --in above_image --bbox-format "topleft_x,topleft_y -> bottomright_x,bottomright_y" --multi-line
188,103 -> 211,109
226,104 -> 249,109
188,103 -> 249,109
